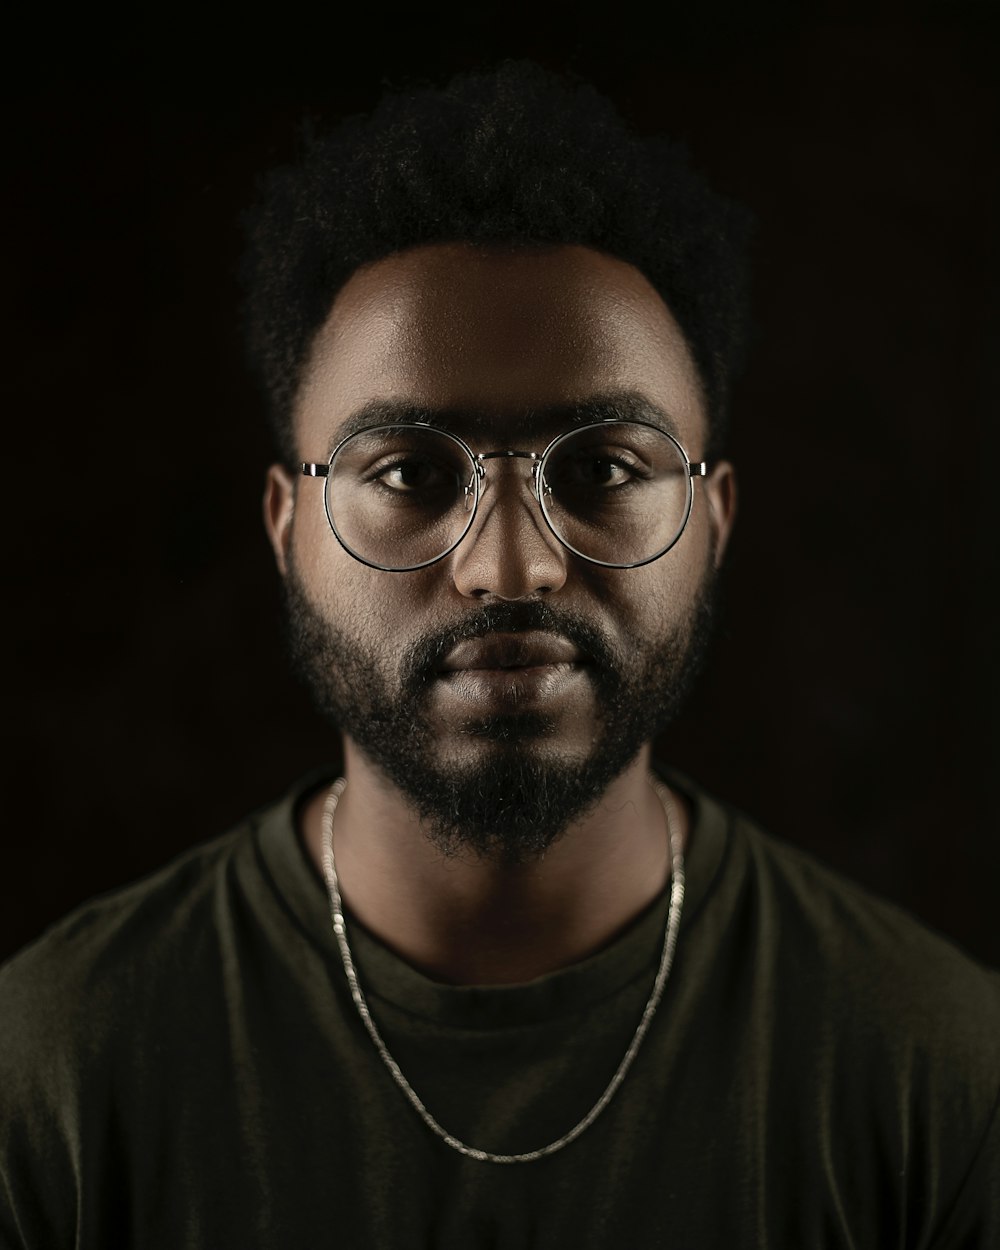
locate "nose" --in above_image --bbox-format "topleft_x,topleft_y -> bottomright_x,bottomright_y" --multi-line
450,463 -> 569,600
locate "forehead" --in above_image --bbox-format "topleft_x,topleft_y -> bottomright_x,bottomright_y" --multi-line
293,243 -> 707,453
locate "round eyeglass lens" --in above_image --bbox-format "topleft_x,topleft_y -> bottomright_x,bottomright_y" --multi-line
539,422 -> 693,567
325,425 -> 477,571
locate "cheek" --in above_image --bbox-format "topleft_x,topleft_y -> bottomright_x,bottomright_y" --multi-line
291,514 -> 443,647
669,490 -> 717,580
289,488 -> 332,577
593,533 -> 712,643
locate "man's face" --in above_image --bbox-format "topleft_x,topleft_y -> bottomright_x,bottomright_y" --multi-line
266,243 -> 735,862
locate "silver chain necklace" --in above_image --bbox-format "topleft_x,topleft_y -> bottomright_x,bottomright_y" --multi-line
320,775 -> 685,1164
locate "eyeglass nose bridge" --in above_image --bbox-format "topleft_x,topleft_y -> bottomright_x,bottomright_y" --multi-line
472,449 -> 548,506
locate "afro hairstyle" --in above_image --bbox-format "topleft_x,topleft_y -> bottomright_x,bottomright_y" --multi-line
242,61 -> 753,465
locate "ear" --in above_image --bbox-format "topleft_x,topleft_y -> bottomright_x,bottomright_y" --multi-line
703,460 -> 737,569
263,463 -> 296,577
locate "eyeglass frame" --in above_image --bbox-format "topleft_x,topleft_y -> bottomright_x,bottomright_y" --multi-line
300,418 -> 709,573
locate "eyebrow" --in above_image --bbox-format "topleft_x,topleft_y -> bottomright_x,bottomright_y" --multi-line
323,392 -> 684,458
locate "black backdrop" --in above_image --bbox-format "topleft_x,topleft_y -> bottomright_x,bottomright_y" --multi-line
4,4 -> 998,965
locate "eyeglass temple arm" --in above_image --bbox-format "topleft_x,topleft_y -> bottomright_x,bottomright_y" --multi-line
302,464 -> 330,477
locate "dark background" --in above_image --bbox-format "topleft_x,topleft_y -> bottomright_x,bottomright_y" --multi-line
4,3 -> 998,965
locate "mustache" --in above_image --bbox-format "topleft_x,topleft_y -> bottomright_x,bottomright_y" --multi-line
400,601 -> 622,694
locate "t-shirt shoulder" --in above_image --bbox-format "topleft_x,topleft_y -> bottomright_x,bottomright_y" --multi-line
721,798 -> 1000,1074
0,815 -> 260,1080
5,825 -> 239,965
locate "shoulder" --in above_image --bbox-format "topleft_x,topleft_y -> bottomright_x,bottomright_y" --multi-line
0,777 -> 331,1245
0,768 -> 325,1028
673,776 -> 1000,1231
0,829 -> 239,1228
0,828 -> 244,1070
673,768 -> 998,982
735,806 -> 999,1006
713,794 -> 1000,1120
0,759 -> 321,1080
670,767 -> 1000,1090
734,808 -> 1000,1231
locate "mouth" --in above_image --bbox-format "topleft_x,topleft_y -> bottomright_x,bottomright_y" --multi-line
438,631 -> 588,674
435,631 -> 590,706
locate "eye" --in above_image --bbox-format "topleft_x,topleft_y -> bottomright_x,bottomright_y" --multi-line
549,448 -> 647,490
377,456 -> 454,491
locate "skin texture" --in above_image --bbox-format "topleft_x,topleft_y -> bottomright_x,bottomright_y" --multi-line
264,243 -> 736,985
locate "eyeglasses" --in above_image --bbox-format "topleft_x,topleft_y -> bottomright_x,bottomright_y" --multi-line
300,420 -> 708,573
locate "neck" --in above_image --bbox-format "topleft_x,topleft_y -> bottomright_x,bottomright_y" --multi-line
299,741 -> 687,986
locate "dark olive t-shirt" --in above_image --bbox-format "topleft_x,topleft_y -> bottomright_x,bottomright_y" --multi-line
2,771 -> 998,1248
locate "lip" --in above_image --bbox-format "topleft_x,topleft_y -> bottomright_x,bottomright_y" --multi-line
438,631 -> 587,674
435,632 -> 590,709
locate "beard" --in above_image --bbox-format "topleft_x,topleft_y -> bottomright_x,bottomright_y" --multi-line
283,567 -> 717,865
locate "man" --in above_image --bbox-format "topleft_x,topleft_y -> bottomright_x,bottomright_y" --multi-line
2,62 -> 997,1248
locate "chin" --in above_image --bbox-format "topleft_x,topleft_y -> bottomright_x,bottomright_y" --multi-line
457,710 -> 559,742
388,743 -> 620,865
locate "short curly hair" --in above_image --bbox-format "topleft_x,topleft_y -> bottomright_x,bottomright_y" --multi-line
242,61 -> 753,465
